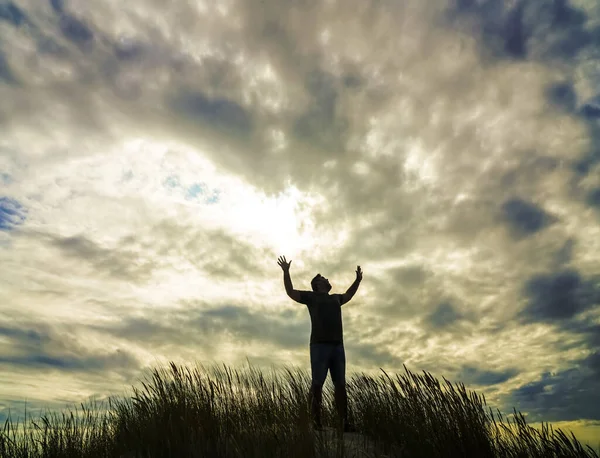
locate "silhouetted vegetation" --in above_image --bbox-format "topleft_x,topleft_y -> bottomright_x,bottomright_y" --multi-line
1,362 -> 598,457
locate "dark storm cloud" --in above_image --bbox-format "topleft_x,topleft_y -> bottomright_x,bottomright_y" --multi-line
151,0 -> 396,197
93,302 -> 307,350
197,304 -> 307,349
90,301 -> 401,369
0,326 -> 50,347
553,238 -> 575,266
46,233 -> 157,282
425,302 -> 464,329
172,90 -> 254,138
58,14 -> 93,47
0,323 -> 139,373
501,198 -> 556,238
448,0 -> 592,61
0,50 -> 17,84
520,270 -> 600,324
458,365 -> 519,386
49,0 -> 65,14
292,69 -> 348,152
509,362 -> 600,422
345,341 -> 402,370
511,266 -> 600,421
561,321 -> 600,351
588,188 -> 600,209
582,352 -> 600,373
574,105 -> 600,196
44,0 -> 94,47
113,38 -> 145,62
503,1 -> 527,59
546,82 -> 577,112
0,352 -> 135,371
368,263 -> 478,336
14,220 -> 277,289
380,264 -> 429,288
1,0 -> 590,230
147,220 -> 276,280
581,95 -> 600,119
0,2 -> 28,27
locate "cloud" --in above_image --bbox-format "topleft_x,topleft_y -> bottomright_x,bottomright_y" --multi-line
58,14 -> 94,48
546,82 -> 578,112
501,198 -> 557,238
425,302 -> 466,329
1,0 -> 600,442
344,341 -> 401,370
49,0 -> 64,14
447,0 -> 592,61
506,266 -> 600,422
0,197 -> 26,231
171,90 -> 254,139
0,55 -> 15,88
458,365 -> 519,386
510,361 -> 600,422
0,323 -> 140,373
0,2 -> 27,27
42,232 -> 158,283
520,269 -> 600,323
88,302 -> 307,353
90,301 -> 400,370
588,188 -> 600,209
581,95 -> 600,119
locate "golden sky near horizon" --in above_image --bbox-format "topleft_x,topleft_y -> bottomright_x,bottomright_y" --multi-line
1,0 -> 599,448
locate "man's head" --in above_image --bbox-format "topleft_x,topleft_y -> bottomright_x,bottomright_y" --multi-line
311,274 -> 331,293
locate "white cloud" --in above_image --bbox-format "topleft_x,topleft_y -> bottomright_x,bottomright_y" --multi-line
1,0 -> 600,442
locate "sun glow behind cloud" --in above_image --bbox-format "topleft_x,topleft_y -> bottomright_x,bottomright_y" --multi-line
34,136 -> 322,258
97,137 -> 336,277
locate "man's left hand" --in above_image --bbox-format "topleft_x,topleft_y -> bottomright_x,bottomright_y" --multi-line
356,265 -> 362,282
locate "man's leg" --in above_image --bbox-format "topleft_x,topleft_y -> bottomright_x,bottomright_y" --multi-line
309,344 -> 329,429
334,383 -> 348,428
310,383 -> 323,428
331,344 -> 353,430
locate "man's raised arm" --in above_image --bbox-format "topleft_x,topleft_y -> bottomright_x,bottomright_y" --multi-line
341,265 -> 362,305
278,255 -> 302,303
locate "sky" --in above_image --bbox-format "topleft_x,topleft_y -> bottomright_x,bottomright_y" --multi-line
1,0 -> 600,447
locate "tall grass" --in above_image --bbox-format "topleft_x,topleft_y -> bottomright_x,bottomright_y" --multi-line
0,362 -> 597,458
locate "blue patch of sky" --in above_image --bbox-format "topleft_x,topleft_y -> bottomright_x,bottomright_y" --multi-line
204,189 -> 221,205
185,183 -> 207,200
120,170 -> 133,183
163,175 -> 221,205
0,401 -> 58,425
185,183 -> 221,205
1,173 -> 12,185
163,175 -> 180,189
0,197 -> 26,231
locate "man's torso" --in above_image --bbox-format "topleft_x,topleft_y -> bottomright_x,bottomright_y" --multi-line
299,291 -> 344,345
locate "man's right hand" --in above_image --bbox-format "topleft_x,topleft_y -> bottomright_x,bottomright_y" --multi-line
277,255 -> 292,272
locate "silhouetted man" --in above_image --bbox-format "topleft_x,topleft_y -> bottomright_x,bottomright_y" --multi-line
277,255 -> 362,432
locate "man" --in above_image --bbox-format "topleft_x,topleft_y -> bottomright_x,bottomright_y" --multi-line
277,255 -> 362,432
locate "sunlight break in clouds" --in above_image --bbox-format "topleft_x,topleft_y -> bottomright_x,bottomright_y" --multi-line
1,0 -> 600,448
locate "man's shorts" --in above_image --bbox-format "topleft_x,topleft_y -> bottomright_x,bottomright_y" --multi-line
310,342 -> 346,386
